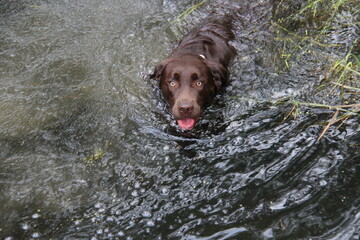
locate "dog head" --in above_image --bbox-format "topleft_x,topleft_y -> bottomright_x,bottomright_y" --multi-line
151,54 -> 228,130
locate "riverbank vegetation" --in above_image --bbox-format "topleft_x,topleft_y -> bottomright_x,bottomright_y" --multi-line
273,0 -> 359,140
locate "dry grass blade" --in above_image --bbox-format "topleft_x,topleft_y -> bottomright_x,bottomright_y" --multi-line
317,109 -> 339,141
331,82 -> 360,92
334,104 -> 360,108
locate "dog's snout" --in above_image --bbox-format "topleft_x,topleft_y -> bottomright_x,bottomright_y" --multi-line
178,101 -> 194,115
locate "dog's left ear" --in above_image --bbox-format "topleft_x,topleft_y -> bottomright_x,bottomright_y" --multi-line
206,62 -> 229,89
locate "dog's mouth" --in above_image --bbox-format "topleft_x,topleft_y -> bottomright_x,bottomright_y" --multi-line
177,118 -> 197,131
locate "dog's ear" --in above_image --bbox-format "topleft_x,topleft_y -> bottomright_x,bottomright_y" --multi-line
150,63 -> 164,81
206,62 -> 229,89
150,59 -> 171,81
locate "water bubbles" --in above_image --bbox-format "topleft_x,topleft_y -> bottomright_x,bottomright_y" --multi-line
134,181 -> 141,189
146,220 -> 156,227
141,210 -> 152,218
319,180 -> 328,186
32,213 -> 40,219
95,202 -> 105,209
232,136 -> 245,145
21,222 -> 30,231
31,232 -> 40,238
177,191 -> 184,199
98,208 -> 106,213
131,190 -> 139,197
117,231 -> 125,237
159,186 -> 170,196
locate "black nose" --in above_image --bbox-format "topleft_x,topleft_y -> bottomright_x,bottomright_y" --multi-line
178,101 -> 194,114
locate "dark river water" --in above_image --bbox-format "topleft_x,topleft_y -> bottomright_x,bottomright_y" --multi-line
1,0 -> 359,239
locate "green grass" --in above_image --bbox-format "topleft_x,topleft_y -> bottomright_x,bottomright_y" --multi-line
329,43 -> 360,95
271,0 -> 360,139
274,0 -> 360,70
82,148 -> 105,166
172,0 -> 207,23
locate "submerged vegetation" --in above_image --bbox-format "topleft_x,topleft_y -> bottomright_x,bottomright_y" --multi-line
173,0 -> 207,22
82,148 -> 105,166
273,0 -> 359,139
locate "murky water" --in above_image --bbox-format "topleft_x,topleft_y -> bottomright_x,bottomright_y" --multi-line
1,0 -> 359,239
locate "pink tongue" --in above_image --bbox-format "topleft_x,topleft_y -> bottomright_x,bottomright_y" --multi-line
177,118 -> 196,130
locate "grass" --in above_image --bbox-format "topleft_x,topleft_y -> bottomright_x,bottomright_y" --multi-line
274,0 -> 359,68
170,0 -> 207,40
82,148 -> 104,166
281,100 -> 360,141
273,0 -> 360,140
329,44 -> 360,94
172,0 -> 207,23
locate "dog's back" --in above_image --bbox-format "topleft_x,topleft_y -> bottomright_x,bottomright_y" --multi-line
170,22 -> 236,67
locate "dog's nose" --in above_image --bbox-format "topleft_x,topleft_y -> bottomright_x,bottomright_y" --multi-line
178,101 -> 194,114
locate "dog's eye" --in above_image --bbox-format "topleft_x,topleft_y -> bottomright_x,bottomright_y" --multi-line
195,81 -> 203,87
169,81 -> 177,87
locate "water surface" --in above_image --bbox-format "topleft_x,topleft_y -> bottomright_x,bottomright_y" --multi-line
0,0 -> 359,239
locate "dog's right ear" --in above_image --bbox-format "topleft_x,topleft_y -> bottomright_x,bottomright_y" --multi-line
150,63 -> 164,81
150,59 -> 171,81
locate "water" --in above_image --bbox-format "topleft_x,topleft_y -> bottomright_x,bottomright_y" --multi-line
0,0 -> 359,239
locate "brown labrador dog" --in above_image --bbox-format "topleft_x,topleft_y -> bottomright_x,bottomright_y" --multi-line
151,22 -> 236,130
